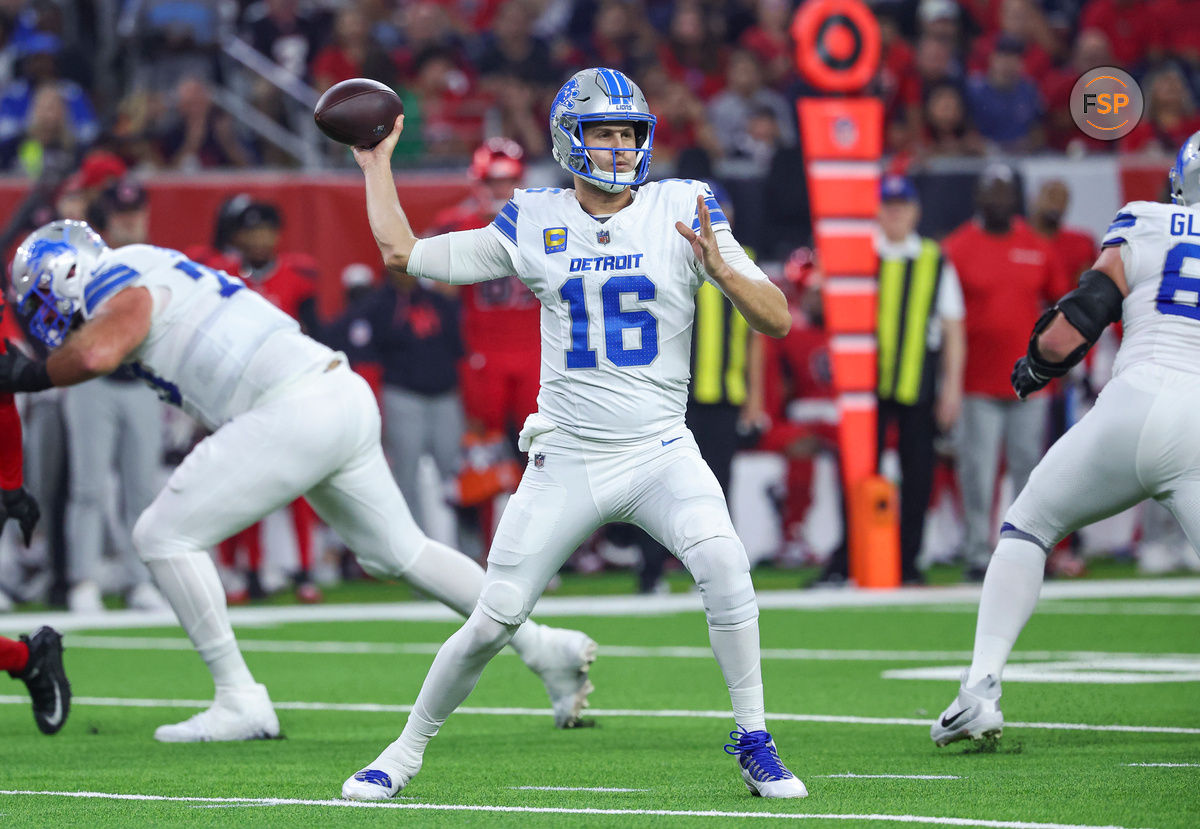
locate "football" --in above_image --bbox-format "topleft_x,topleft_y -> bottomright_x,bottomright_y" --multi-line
313,78 -> 404,149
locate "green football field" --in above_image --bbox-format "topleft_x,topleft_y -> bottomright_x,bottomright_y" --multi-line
2,576 -> 1199,828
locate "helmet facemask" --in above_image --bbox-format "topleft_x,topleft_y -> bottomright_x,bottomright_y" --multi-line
11,220 -> 108,348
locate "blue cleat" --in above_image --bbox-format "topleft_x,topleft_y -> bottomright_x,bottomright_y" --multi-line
724,727 -> 808,798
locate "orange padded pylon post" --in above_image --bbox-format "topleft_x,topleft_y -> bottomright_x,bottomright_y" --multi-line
849,475 -> 901,588
795,0 -> 898,588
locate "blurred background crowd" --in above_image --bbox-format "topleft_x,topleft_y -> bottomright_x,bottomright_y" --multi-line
1,0 -> 1199,613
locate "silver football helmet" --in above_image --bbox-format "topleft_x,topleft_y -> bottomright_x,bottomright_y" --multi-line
550,67 -> 656,193
1169,130 -> 1200,207
11,220 -> 109,348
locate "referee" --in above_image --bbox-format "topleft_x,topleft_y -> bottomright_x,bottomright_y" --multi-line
874,175 -> 965,584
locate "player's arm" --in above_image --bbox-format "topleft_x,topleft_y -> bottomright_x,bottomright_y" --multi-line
353,115 -> 423,274
0,287 -> 153,393
1011,246 -> 1128,400
676,195 -> 791,338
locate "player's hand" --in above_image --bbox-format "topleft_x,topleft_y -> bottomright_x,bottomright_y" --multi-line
0,486 -> 40,546
1011,356 -> 1051,401
0,341 -> 52,394
352,115 -> 404,170
675,195 -> 728,281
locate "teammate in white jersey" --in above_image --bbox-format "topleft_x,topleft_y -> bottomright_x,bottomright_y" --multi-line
342,67 -> 806,801
0,221 -> 598,742
931,131 -> 1200,747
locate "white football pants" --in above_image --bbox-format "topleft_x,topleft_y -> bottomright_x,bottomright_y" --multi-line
1003,363 -> 1200,553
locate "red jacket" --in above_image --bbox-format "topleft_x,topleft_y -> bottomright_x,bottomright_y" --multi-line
943,218 -> 1068,398
0,304 -> 24,490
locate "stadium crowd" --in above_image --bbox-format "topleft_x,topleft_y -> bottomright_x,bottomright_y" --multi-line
1,0 -> 1200,613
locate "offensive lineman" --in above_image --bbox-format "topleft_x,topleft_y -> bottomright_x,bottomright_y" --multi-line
0,222 -> 598,742
342,67 -> 807,800
932,131 -> 1200,746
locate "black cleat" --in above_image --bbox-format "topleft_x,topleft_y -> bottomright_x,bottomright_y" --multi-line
14,626 -> 70,735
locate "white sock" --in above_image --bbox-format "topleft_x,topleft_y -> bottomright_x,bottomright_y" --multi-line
966,537 -> 1047,686
145,551 -> 255,691
710,619 -> 766,733
402,538 -> 543,662
382,609 -> 513,764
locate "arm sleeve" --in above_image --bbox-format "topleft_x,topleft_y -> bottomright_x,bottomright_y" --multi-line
936,260 -> 965,321
701,228 -> 771,286
0,340 -> 23,489
407,227 -> 518,285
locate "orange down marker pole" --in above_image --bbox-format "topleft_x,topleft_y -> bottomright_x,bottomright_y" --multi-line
794,0 -> 899,588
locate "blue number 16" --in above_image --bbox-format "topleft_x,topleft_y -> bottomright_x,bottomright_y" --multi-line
559,275 -> 659,368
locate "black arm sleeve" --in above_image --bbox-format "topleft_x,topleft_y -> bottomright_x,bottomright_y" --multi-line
1055,269 -> 1125,343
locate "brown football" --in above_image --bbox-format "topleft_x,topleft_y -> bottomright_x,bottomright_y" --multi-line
314,78 -> 404,148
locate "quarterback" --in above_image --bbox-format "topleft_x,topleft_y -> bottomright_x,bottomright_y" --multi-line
933,131 -> 1200,746
343,67 -> 806,800
0,222 -> 597,741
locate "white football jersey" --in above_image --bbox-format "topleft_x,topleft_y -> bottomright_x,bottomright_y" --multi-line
488,179 -> 752,442
81,244 -> 335,430
1102,201 -> 1200,377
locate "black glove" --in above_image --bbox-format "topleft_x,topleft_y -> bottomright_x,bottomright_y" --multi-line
0,341 -> 52,394
1011,355 -> 1052,401
0,486 -> 40,546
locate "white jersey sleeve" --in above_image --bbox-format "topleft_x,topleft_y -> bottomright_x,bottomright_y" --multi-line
83,245 -> 335,430
407,227 -> 515,284
1102,201 -> 1200,377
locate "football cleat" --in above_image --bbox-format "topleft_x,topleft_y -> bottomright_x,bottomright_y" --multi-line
931,674 -> 1004,747
526,626 -> 597,728
342,752 -> 422,801
14,626 -> 71,735
724,727 -> 808,798
154,683 -> 280,742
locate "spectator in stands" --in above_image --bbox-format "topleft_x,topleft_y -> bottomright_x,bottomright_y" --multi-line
1080,0 -> 1154,69
922,81 -> 985,158
708,49 -> 795,159
62,178 -> 170,614
658,0 -> 728,100
1120,65 -> 1200,157
737,0 -> 793,90
412,47 -> 486,160
242,0 -> 325,81
310,5 -> 395,93
392,2 -> 465,80
873,175 -> 965,585
473,0 -> 557,87
572,0 -> 657,81
915,33 -> 963,100
120,0 -> 222,90
967,0 -> 1057,80
157,76 -> 254,170
0,32 -> 97,165
877,11 -> 922,155
1040,28 -> 1114,153
480,73 -> 547,157
644,71 -> 721,169
1,83 -> 77,175
942,164 -> 1067,581
965,34 -> 1044,153
916,0 -> 962,48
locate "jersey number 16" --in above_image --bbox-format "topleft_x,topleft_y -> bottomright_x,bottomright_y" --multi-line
560,275 -> 659,368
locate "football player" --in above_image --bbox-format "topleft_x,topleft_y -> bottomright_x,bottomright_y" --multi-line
343,67 -> 806,800
0,221 -> 598,743
932,131 -> 1200,747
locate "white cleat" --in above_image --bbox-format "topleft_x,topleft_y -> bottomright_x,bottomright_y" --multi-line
725,728 -> 808,798
342,754 -> 422,801
68,581 -> 105,614
154,683 -> 280,743
931,674 -> 1004,747
527,627 -> 597,728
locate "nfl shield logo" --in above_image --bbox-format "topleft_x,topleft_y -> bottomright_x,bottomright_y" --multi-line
534,452 -> 546,469
596,228 -> 611,245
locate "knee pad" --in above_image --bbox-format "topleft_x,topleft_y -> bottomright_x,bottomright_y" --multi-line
478,578 -> 532,627
682,536 -> 758,629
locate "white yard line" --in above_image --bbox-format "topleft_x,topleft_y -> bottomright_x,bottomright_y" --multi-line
4,578 -> 1200,634
819,775 -> 963,780
2,694 -> 1198,736
510,786 -> 649,792
1123,763 -> 1200,768
0,789 -> 1153,828
60,635 -> 1200,664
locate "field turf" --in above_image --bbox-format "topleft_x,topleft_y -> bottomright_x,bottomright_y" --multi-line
1,575 -> 1198,828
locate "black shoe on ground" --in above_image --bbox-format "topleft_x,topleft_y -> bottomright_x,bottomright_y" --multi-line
13,626 -> 70,735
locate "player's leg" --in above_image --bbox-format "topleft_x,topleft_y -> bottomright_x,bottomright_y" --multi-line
342,445 -> 603,800
957,396 -> 1005,577
133,371 -> 364,741
62,379 -> 117,611
933,379 -> 1155,746
630,436 -> 806,798
114,385 -> 169,610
